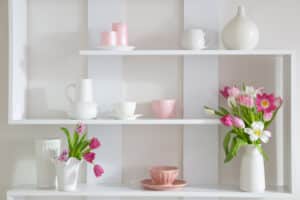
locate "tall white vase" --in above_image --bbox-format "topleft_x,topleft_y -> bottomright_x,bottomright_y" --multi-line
222,5 -> 259,50
35,139 -> 61,189
55,158 -> 82,191
240,145 -> 266,192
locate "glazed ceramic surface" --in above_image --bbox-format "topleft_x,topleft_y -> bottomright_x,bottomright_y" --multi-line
55,158 -> 82,191
35,139 -> 61,189
182,29 -> 206,50
240,145 -> 266,192
113,102 -> 137,119
150,166 -> 179,185
222,5 -> 259,50
100,31 -> 117,46
112,22 -> 128,46
141,179 -> 187,191
66,79 -> 98,119
152,99 -> 176,119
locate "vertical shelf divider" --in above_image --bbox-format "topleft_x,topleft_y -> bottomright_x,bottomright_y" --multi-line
183,0 -> 219,185
87,0 -> 123,184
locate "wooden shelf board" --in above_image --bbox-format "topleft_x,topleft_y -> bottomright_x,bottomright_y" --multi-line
7,184 -> 291,198
80,49 -> 294,56
8,118 -> 220,125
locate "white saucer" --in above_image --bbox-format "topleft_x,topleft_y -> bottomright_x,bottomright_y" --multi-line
112,114 -> 143,120
97,46 -> 136,51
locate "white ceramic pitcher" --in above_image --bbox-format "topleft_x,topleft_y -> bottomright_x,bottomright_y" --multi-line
65,79 -> 98,119
66,79 -> 95,103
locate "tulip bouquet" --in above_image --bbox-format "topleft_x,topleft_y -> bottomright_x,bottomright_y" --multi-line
58,122 -> 104,177
204,84 -> 282,163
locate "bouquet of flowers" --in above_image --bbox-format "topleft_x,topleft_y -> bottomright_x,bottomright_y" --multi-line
204,84 -> 282,162
58,122 -> 104,177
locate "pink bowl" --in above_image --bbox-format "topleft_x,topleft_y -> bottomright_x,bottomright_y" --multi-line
150,166 -> 179,185
152,99 -> 176,119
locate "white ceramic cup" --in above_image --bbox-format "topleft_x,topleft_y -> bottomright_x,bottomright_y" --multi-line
66,79 -> 95,103
182,29 -> 206,50
113,102 -> 136,119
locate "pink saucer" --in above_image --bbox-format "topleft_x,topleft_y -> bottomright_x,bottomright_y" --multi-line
141,179 -> 187,191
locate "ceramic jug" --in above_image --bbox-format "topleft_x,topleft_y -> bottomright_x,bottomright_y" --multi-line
65,79 -> 98,119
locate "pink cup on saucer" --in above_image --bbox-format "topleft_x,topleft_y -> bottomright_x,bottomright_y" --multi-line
150,166 -> 179,185
112,22 -> 128,46
152,99 -> 176,119
101,31 -> 117,47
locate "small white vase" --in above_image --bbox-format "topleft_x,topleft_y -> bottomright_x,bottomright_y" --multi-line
240,145 -> 265,192
222,5 -> 259,50
54,158 -> 82,191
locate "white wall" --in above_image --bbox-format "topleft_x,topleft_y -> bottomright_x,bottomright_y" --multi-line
0,0 -> 299,200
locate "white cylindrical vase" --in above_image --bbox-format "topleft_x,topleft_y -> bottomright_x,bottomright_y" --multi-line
240,145 -> 266,192
35,139 -> 61,189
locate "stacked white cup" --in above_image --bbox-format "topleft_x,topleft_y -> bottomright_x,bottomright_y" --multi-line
66,79 -> 98,120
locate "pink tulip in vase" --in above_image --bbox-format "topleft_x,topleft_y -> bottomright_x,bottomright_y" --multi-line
54,122 -> 104,191
205,84 -> 282,192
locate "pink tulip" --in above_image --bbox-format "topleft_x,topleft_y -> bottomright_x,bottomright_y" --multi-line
90,137 -> 101,150
220,86 -> 230,98
220,115 -> 233,127
94,164 -> 104,177
76,122 -> 86,135
256,93 -> 277,113
232,116 -> 245,128
263,112 -> 273,121
58,149 -> 69,162
237,95 -> 254,108
228,87 -> 240,97
84,152 -> 96,163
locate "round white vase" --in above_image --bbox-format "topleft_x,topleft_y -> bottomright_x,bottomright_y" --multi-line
222,5 -> 259,50
55,158 -> 82,191
240,145 -> 265,192
35,139 -> 61,189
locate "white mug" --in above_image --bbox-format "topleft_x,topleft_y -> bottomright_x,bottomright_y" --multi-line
113,102 -> 136,119
66,79 -> 95,103
182,29 -> 206,50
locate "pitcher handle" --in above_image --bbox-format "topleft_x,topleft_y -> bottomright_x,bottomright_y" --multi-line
65,83 -> 76,104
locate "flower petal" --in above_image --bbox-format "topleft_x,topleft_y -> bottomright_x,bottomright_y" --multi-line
260,130 -> 271,143
244,128 -> 253,135
251,121 -> 264,131
249,133 -> 258,142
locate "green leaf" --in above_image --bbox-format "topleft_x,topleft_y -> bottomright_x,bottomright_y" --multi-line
219,107 -> 230,115
223,131 -> 232,155
61,127 -> 72,154
73,132 -> 79,148
255,144 -> 269,160
225,137 -> 247,163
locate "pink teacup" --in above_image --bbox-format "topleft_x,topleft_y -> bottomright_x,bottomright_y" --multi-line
151,99 -> 176,119
150,166 -> 179,185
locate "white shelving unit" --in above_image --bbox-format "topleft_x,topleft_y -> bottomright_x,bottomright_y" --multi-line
9,118 -> 219,125
80,49 -> 294,56
7,184 -> 291,199
7,0 -> 295,199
